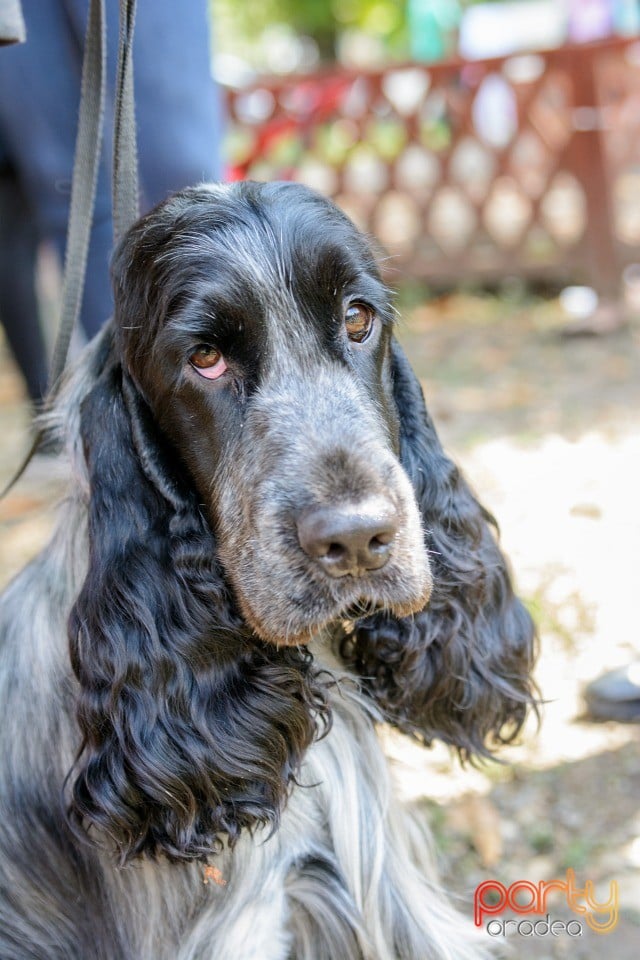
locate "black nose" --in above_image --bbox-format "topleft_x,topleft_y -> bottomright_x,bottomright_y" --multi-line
297,499 -> 398,578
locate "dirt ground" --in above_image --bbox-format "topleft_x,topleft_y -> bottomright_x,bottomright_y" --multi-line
1,292 -> 639,957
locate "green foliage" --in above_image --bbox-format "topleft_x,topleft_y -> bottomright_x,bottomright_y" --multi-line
212,0 -> 407,61
211,0 -> 516,66
214,0 -> 406,38
218,0 -> 335,40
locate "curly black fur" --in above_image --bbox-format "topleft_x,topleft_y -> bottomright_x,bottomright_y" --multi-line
344,341 -> 537,757
68,357 -> 328,863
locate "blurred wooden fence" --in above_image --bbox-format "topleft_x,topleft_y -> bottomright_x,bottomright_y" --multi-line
225,36 -> 640,296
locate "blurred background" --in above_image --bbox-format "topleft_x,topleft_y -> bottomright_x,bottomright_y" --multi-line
1,1 -> 640,955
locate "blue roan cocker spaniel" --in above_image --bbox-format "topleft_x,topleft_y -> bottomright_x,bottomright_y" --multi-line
0,182 -> 536,959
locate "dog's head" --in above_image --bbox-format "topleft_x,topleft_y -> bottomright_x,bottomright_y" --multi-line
68,182 -> 535,862
113,181 -> 432,644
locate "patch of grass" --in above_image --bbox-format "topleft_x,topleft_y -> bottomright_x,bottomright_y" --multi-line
393,279 -> 432,314
522,583 -> 595,655
527,823 -> 555,855
559,837 -> 596,873
418,797 -> 449,846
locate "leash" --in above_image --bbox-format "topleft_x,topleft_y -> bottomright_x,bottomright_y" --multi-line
2,0 -> 139,497
112,0 -> 139,245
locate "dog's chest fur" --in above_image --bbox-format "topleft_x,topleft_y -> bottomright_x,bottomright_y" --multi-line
105,675 -> 480,960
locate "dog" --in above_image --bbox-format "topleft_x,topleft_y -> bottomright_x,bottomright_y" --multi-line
0,181 -> 536,959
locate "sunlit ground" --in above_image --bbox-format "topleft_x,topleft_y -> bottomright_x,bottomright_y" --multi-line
1,291 -> 639,956
392,292 -> 640,957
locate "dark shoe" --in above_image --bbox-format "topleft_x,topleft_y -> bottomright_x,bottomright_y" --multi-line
583,663 -> 640,722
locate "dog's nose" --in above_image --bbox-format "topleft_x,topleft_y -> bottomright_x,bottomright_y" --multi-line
297,500 -> 398,577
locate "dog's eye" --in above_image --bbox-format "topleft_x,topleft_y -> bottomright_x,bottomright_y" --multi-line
189,345 -> 228,380
345,303 -> 375,343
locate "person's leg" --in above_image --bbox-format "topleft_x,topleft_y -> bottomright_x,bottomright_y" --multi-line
0,0 -> 222,342
66,0 -> 224,207
0,0 -> 114,340
0,164 -> 49,405
132,0 -> 224,205
40,0 -> 224,321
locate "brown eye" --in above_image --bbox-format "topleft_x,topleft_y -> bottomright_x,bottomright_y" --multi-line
189,345 -> 227,380
345,303 -> 375,343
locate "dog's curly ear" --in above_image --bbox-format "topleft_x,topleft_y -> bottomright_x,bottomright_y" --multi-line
68,360 -> 326,863
345,339 -> 536,758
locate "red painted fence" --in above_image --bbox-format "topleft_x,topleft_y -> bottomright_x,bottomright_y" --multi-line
225,36 -> 640,295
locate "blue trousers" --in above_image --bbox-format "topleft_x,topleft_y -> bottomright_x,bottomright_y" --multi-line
0,0 -> 223,341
